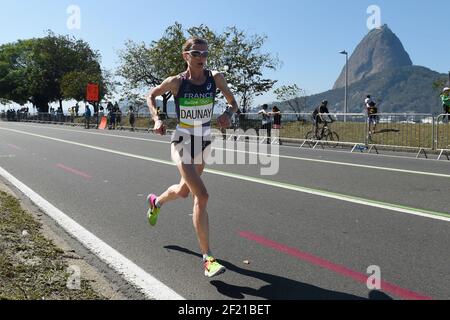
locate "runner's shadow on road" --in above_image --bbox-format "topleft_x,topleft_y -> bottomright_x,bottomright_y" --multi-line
164,245 -> 393,300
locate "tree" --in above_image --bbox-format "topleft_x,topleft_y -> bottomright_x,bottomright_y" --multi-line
221,27 -> 280,113
118,23 -> 226,115
0,40 -> 34,106
117,23 -> 186,115
117,23 -> 279,115
61,69 -> 113,105
274,84 -> 307,119
34,32 -> 103,112
0,32 -> 103,113
61,71 -> 99,103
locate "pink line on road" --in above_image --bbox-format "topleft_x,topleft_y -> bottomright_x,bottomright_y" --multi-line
7,144 -> 22,150
56,164 -> 92,179
239,231 -> 432,300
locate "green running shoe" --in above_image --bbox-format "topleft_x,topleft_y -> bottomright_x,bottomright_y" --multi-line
147,194 -> 160,226
204,256 -> 226,278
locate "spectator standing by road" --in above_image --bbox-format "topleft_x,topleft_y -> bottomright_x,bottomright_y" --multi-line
368,101 -> 380,134
272,106 -> 282,145
258,104 -> 272,144
109,105 -> 116,130
74,103 -> 79,117
70,107 -> 75,123
106,102 -> 113,114
84,105 -> 91,129
99,105 -> 105,118
116,107 -> 123,129
128,106 -> 136,131
365,95 -> 379,134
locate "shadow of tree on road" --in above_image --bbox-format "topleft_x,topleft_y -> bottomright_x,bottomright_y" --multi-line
164,245 -> 393,300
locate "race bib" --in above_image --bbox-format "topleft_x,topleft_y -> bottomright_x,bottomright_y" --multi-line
179,98 -> 214,128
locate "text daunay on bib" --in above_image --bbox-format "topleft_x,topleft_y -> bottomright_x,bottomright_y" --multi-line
179,96 -> 214,129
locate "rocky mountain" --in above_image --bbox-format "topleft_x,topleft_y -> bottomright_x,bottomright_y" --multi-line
274,25 -> 446,115
296,66 -> 445,114
334,25 -> 414,90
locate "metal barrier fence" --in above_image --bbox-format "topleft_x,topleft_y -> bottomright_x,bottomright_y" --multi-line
2,112 -> 154,130
363,113 -> 434,149
2,111 -> 450,152
436,114 -> 450,150
233,113 -> 436,149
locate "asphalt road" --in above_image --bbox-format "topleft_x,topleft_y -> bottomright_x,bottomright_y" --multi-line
0,121 -> 449,300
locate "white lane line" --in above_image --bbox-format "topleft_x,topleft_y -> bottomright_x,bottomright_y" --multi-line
296,143 -> 450,163
1,127 -> 449,223
5,123 -> 450,179
0,166 -> 184,300
220,147 -> 450,179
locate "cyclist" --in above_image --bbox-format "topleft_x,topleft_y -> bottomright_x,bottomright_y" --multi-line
312,100 -> 334,139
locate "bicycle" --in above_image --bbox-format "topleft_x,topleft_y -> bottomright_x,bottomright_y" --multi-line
305,122 -> 340,144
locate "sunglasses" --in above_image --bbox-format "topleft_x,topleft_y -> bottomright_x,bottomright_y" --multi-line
185,50 -> 209,58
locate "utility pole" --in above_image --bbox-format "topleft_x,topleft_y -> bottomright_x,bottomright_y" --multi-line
339,50 -> 349,122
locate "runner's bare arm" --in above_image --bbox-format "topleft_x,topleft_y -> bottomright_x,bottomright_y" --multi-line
146,76 -> 180,121
213,72 -> 239,113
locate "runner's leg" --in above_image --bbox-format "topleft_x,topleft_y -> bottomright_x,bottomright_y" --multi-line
157,164 -> 205,205
177,162 -> 210,255
157,178 -> 190,205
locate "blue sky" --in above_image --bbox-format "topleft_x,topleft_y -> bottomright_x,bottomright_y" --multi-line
0,0 -> 449,107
